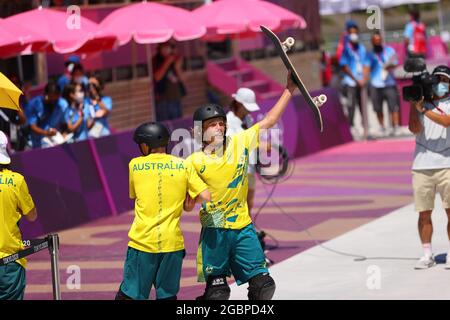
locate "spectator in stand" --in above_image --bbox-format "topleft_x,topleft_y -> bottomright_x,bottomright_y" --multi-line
57,56 -> 80,93
365,32 -> 401,136
404,9 -> 427,58
153,42 -> 186,121
86,75 -> 113,138
57,58 -> 89,94
62,83 -> 92,143
70,63 -> 89,90
26,81 -> 66,149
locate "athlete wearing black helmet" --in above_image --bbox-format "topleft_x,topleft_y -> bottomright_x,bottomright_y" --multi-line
186,72 -> 297,300
409,65 -> 450,270
192,103 -> 228,152
133,122 -> 170,155
116,122 -> 210,300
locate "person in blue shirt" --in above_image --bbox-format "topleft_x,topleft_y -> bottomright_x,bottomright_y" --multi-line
71,64 -> 89,88
57,56 -> 80,93
365,32 -> 400,136
335,20 -> 358,63
26,81 -> 65,149
86,76 -> 113,138
62,83 -> 92,142
403,9 -> 427,58
57,59 -> 89,94
339,23 -> 369,129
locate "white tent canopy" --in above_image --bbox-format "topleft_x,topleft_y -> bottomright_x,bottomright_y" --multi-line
319,0 -> 439,16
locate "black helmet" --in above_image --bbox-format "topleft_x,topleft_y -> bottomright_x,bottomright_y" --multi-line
193,104 -> 227,124
432,65 -> 450,80
133,122 -> 170,149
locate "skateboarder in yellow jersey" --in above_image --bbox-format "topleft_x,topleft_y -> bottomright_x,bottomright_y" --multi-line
186,73 -> 297,300
116,122 -> 210,300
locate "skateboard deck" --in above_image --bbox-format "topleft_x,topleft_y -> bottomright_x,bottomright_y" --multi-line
260,25 -> 326,132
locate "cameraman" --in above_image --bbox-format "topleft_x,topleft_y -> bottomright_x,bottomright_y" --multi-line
409,65 -> 450,269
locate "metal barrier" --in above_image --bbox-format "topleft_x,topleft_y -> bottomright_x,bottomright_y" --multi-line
1,234 -> 61,300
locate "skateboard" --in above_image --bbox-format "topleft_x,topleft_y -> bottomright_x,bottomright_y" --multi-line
260,25 -> 326,132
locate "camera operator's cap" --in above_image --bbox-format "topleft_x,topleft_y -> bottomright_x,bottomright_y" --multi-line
65,55 -> 80,65
433,65 -> 450,80
64,55 -> 81,72
232,88 -> 260,112
0,130 -> 11,165
345,19 -> 358,31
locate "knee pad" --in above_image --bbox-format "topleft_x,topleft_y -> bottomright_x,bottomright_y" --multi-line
115,289 -> 133,300
247,273 -> 275,300
196,275 -> 230,300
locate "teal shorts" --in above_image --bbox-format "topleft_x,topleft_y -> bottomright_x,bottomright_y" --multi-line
198,223 -> 268,285
119,247 -> 184,300
0,262 -> 26,300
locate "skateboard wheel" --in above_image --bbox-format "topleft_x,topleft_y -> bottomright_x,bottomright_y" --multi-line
282,37 -> 295,52
313,94 -> 327,107
318,94 -> 327,104
285,37 -> 295,47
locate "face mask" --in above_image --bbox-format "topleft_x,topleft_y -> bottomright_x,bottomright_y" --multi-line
75,91 -> 84,103
349,33 -> 359,44
433,82 -> 449,98
373,45 -> 383,53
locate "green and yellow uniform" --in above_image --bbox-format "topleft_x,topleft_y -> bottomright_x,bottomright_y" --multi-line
187,124 -> 268,284
120,153 -> 207,299
0,169 -> 35,300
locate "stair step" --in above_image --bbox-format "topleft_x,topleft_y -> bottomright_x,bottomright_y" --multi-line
226,68 -> 253,77
259,90 -> 284,100
243,80 -> 270,92
216,59 -> 239,70
243,79 -> 268,87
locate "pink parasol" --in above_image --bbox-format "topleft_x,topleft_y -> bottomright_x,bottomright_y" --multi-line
0,18 -> 47,58
192,0 -> 307,39
99,1 -> 206,45
5,7 -> 117,54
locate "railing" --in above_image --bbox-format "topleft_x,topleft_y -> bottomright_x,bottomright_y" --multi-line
1,234 -> 61,300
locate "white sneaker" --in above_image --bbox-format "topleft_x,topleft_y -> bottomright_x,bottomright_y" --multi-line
445,255 -> 450,269
414,255 -> 435,269
392,126 -> 401,137
377,127 -> 386,137
350,127 -> 358,138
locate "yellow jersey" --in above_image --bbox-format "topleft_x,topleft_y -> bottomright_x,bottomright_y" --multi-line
128,153 -> 207,253
0,169 -> 35,268
186,124 -> 259,229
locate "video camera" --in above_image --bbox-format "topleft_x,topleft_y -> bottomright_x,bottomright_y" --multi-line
402,57 -> 439,102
